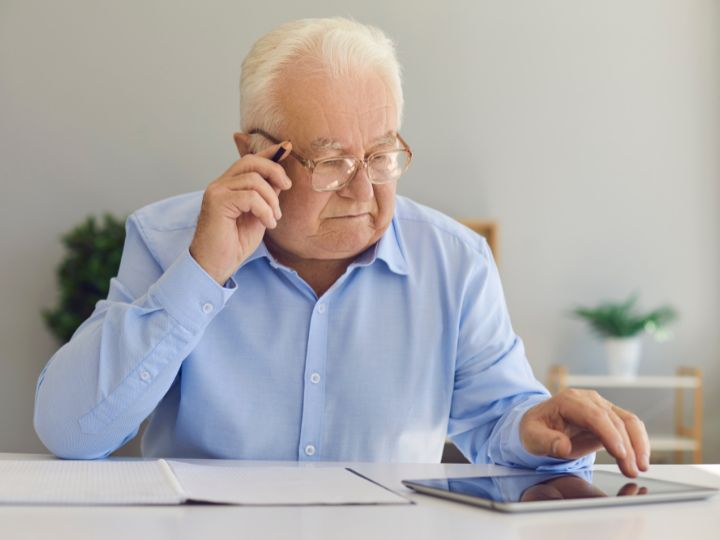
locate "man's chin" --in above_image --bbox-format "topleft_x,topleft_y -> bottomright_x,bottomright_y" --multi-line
312,230 -> 382,260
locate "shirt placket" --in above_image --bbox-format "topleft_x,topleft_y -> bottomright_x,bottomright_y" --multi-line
297,298 -> 329,460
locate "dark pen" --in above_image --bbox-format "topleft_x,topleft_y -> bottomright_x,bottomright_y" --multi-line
270,143 -> 289,163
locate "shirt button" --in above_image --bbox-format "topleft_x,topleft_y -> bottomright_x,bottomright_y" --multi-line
139,370 -> 151,382
304,444 -> 316,456
310,372 -> 321,384
316,303 -> 326,314
202,302 -> 214,314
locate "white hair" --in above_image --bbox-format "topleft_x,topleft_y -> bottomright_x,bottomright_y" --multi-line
240,17 -> 404,138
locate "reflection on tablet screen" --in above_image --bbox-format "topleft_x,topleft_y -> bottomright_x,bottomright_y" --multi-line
421,471 -> 700,503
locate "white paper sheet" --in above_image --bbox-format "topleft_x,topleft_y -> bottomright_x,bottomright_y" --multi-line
166,461 -> 409,505
0,459 -> 410,506
0,460 -> 183,505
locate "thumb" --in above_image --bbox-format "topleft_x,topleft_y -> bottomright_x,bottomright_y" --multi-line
257,140 -> 292,163
549,434 -> 572,458
522,421 -> 572,458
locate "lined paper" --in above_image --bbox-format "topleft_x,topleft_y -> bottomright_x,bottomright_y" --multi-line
0,460 -> 183,505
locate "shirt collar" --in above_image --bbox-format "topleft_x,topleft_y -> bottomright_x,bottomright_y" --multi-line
369,213 -> 409,275
235,213 -> 409,276
236,241 -> 273,271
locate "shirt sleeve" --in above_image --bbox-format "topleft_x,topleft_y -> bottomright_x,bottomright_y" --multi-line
33,214 -> 237,459
448,237 -> 595,470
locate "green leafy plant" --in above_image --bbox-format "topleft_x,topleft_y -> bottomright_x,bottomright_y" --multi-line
573,295 -> 677,341
43,214 -> 126,343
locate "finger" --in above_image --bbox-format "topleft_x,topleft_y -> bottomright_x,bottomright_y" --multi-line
224,145 -> 293,190
563,431 -> 605,457
558,403 -> 629,463
227,153 -> 292,190
520,417 -> 574,458
608,410 -> 639,478
224,190 -> 277,229
217,172 -> 282,220
256,140 -> 292,162
613,406 -> 650,472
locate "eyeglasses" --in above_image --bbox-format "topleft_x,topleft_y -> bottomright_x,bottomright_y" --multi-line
249,128 -> 413,192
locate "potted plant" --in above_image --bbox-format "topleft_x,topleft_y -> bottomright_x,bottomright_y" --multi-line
572,295 -> 677,377
43,214 -> 126,343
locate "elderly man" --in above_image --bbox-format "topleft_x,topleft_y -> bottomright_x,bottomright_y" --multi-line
34,18 -> 648,477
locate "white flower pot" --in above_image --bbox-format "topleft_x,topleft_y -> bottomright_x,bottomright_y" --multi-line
604,337 -> 642,378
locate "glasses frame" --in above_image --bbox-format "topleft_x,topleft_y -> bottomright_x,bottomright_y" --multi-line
249,128 -> 413,192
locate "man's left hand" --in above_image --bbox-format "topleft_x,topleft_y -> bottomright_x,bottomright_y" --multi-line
519,388 -> 650,478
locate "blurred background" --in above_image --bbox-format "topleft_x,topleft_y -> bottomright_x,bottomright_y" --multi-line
1,0 -> 718,462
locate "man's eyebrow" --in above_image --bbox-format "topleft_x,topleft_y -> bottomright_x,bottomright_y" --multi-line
309,131 -> 397,153
370,131 -> 398,147
310,137 -> 345,151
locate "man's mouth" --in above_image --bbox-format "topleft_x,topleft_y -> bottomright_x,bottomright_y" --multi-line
330,212 -> 370,219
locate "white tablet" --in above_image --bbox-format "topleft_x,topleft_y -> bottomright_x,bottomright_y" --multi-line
402,470 -> 718,513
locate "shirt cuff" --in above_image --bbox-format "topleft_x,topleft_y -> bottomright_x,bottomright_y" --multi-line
148,248 -> 237,333
498,399 -> 596,471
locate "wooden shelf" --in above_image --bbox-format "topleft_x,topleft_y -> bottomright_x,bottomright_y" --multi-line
560,375 -> 700,389
647,436 -> 699,452
547,365 -> 703,464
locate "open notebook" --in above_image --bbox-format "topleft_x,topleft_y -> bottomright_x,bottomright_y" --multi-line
0,459 -> 410,506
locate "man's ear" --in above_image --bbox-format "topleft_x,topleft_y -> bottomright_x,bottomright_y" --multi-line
233,132 -> 253,156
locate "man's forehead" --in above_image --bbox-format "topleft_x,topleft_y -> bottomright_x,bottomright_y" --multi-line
277,70 -> 398,153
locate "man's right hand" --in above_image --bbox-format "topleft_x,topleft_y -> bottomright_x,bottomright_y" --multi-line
189,141 -> 292,285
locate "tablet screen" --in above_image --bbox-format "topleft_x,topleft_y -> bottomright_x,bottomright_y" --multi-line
404,470 -> 717,507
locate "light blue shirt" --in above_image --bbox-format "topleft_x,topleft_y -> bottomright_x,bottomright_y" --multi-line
34,192 -> 593,470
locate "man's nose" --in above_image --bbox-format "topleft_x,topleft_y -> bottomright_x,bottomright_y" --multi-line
338,165 -> 374,201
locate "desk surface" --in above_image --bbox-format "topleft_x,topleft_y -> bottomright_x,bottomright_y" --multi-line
1,453 -> 719,540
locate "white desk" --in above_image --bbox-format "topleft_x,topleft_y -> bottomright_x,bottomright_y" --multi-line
1,453 -> 719,540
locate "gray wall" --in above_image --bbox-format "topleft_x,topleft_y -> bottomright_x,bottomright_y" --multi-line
2,1 -> 718,461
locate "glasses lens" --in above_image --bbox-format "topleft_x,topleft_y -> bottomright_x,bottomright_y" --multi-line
312,158 -> 357,191
369,150 -> 410,183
